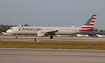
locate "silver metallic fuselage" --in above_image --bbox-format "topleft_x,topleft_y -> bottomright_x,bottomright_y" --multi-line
6,26 -> 81,35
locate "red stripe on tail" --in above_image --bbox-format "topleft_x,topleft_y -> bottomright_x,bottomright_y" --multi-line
79,14 -> 96,32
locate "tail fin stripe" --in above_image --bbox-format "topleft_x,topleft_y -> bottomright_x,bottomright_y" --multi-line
89,24 -> 94,25
79,14 -> 96,32
91,19 -> 96,21
81,26 -> 94,27
90,22 -> 95,23
82,27 -> 93,28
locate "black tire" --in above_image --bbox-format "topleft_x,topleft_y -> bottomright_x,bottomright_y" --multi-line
50,35 -> 53,39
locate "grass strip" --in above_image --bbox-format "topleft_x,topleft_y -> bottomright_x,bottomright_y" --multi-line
0,41 -> 105,50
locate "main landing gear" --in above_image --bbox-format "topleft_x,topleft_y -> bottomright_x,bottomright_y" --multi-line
15,35 -> 18,38
50,35 -> 53,39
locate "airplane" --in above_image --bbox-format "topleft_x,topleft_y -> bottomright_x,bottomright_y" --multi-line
6,14 -> 97,39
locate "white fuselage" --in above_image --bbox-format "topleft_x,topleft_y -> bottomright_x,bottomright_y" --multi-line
6,26 -> 81,35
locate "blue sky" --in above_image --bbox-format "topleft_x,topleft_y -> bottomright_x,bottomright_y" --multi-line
0,0 -> 105,29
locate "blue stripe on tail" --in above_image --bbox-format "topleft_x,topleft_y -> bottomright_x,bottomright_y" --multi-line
84,15 -> 94,25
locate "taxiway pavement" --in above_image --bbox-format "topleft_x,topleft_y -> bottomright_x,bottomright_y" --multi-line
0,48 -> 105,63
0,35 -> 105,42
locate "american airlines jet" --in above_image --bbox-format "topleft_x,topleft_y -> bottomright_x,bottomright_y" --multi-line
6,14 -> 97,39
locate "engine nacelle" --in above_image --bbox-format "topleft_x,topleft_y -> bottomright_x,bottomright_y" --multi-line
37,32 -> 45,37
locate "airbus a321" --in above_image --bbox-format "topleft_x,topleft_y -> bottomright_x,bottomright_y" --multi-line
6,14 -> 97,39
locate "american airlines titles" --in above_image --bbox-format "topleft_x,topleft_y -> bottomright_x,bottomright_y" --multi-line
21,28 -> 41,31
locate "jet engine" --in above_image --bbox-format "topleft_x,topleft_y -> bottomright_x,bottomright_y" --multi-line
37,32 -> 45,37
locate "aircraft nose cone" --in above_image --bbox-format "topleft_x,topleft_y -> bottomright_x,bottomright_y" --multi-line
6,30 -> 10,33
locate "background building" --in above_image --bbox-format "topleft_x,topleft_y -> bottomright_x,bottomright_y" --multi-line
0,24 -> 29,32
0,24 -> 11,32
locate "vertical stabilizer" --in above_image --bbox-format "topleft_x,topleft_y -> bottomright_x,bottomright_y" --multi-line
79,14 -> 97,32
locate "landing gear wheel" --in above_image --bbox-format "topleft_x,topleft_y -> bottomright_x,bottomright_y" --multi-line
50,35 -> 53,39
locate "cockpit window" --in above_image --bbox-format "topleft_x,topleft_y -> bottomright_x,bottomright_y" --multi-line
10,28 -> 13,30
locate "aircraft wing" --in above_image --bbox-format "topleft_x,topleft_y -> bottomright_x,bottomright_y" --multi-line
80,32 -> 105,34
36,29 -> 59,37
43,30 -> 59,35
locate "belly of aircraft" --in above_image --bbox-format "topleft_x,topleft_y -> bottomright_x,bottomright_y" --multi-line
58,30 -> 78,35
